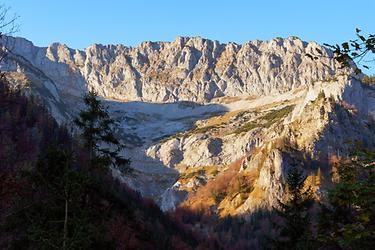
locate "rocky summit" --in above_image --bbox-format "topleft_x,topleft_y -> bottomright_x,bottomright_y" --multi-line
2,35 -> 340,103
1,35 -> 374,215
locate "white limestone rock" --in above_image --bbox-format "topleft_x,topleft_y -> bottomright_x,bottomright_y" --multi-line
1,35 -> 349,103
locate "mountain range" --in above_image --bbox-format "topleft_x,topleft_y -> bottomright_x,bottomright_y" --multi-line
1,35 -> 374,215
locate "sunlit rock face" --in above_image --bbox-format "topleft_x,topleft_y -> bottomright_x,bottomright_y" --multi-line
152,78 -> 375,213
2,35 -> 341,103
1,35 -> 374,215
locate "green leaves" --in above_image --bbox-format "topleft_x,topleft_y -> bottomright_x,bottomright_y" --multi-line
338,30 -> 374,71
318,29 -> 375,74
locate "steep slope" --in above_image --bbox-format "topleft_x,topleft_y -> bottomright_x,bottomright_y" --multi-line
0,80 -> 199,249
148,77 -> 375,212
1,35 -> 374,216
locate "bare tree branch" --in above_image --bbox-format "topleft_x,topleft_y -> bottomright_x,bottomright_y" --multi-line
0,4 -> 19,79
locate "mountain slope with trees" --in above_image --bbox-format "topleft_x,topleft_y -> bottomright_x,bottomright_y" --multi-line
0,78 -> 199,249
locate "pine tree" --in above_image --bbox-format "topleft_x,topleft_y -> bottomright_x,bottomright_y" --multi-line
275,165 -> 314,249
74,91 -> 131,173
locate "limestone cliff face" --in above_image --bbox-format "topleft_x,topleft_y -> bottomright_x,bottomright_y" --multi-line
2,35 -> 343,103
1,35 -> 374,216
148,78 -> 375,212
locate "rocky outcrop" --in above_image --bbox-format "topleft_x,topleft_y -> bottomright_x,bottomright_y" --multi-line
1,35 -> 374,215
1,35 -> 346,103
151,78 -> 375,212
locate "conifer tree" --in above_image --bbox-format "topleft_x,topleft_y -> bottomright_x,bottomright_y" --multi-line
74,91 -> 131,173
318,145 -> 375,249
275,165 -> 314,249
7,145 -> 103,249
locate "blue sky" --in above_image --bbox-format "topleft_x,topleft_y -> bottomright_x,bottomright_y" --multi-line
2,0 -> 375,73
3,0 -> 375,48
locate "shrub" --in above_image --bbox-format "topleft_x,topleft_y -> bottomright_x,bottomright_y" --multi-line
261,105 -> 295,128
233,121 -> 259,134
233,105 -> 295,134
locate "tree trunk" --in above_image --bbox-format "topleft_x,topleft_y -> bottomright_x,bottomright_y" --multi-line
63,193 -> 68,249
89,139 -> 93,169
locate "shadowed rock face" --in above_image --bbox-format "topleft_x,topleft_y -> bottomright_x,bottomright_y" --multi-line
1,35 -> 344,103
208,138 -> 223,156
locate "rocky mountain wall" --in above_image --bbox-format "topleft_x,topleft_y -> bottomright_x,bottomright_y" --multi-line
1,36 -> 345,102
